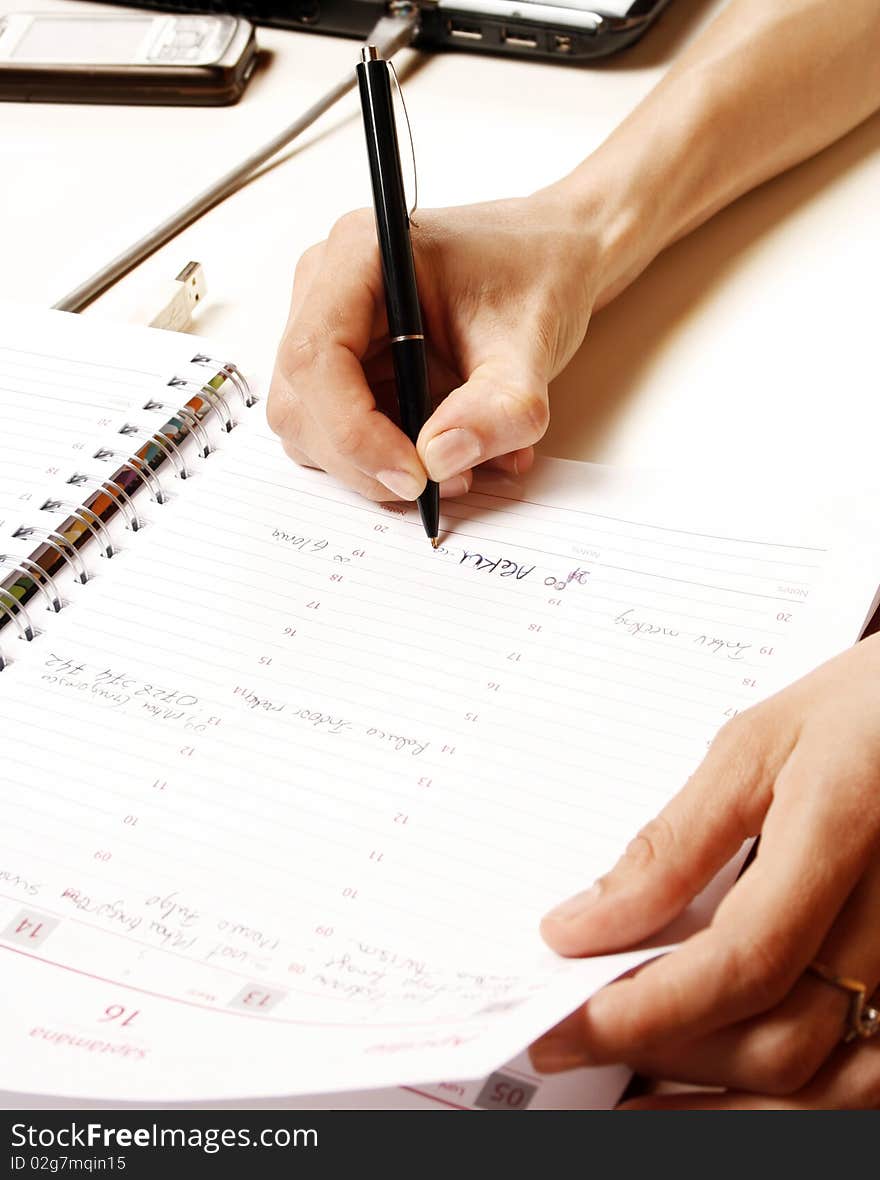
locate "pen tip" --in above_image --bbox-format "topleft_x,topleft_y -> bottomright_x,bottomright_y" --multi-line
430,537 -> 439,549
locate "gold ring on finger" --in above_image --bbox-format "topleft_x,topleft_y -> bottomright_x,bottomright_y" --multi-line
808,961 -> 880,1043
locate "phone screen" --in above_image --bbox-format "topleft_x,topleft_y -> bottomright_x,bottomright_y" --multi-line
12,17 -> 153,63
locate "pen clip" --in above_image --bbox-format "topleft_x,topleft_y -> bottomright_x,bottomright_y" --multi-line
388,60 -> 419,227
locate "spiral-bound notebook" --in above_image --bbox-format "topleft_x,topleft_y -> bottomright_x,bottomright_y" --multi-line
1,303 -> 879,1107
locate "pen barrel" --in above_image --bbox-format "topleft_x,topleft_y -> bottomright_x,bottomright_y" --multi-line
390,338 -> 432,445
358,55 -> 439,541
356,58 -> 423,337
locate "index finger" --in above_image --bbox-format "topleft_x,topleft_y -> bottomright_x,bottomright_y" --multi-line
574,739 -> 878,1063
270,213 -> 427,499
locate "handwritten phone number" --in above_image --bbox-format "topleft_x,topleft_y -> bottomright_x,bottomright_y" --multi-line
10,1157 -> 125,1173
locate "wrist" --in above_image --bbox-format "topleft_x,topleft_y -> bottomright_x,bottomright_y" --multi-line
540,60 -> 731,310
550,138 -> 689,311
534,162 -> 660,314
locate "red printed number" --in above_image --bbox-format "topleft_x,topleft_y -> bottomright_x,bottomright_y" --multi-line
491,1081 -> 527,1108
100,1004 -> 139,1027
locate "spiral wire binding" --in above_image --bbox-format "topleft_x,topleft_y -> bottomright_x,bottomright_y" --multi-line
0,360 -> 254,670
118,424 -> 191,480
0,585 -> 36,644
91,449 -> 167,504
66,474 -> 143,533
0,555 -> 63,614
40,501 -> 117,559
167,375 -> 235,432
14,525 -> 91,585
142,400 -> 213,458
191,356 -> 257,408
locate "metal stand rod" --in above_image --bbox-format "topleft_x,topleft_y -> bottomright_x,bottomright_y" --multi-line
53,13 -> 419,313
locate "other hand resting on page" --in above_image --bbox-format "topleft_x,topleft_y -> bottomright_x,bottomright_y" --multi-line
533,636 -> 880,1110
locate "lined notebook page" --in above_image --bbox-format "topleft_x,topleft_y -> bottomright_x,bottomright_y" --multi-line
0,305 -> 214,523
1,404 -> 878,1101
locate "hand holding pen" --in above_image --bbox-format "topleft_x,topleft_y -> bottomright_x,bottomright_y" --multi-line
266,66 -> 596,515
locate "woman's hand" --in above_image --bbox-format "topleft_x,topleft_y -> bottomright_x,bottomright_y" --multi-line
267,189 -> 601,502
267,0 -> 880,509
532,635 -> 880,1110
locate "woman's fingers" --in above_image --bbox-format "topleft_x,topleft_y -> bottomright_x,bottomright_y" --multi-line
269,212 -> 426,500
623,976 -> 868,1095
618,1037 -> 880,1109
540,709 -> 788,958
417,356 -> 550,483
271,353 -> 426,500
277,369 -> 472,501
483,447 -> 536,477
592,942 -> 876,1094
535,648 -> 880,1104
534,856 -> 880,1095
270,195 -> 600,500
365,354 -> 537,480
287,240 -> 325,323
277,426 -> 471,502
550,732 -> 879,1064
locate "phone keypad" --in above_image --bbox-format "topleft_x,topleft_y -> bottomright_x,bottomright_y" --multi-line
148,17 -> 232,65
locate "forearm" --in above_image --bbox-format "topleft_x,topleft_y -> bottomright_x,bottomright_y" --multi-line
555,0 -> 880,307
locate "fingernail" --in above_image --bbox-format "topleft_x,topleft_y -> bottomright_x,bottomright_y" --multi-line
376,469 -> 425,500
424,429 -> 482,482
544,882 -> 602,923
439,474 -> 471,499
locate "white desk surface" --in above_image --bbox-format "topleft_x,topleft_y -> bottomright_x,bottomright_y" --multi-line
3,0 -> 880,485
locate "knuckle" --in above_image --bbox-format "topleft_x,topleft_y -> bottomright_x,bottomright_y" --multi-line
712,709 -> 763,759
280,332 -> 322,385
613,814 -> 695,902
715,700 -> 787,768
498,384 -> 549,442
705,709 -> 775,824
298,241 -> 323,270
713,712 -> 746,747
329,416 -> 367,459
744,1024 -> 831,1095
329,208 -> 373,244
292,242 -> 323,286
266,384 -> 298,439
621,816 -> 675,874
724,934 -> 795,1013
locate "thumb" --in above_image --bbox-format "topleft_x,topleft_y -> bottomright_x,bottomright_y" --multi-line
540,717 -> 776,957
416,354 -> 549,483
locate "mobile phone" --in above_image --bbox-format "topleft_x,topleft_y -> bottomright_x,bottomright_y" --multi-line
0,10 -> 258,104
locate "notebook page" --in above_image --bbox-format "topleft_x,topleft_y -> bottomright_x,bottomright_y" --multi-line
0,305 -> 625,1108
0,303 -> 247,639
0,305 -> 219,517
0,414 -> 877,1101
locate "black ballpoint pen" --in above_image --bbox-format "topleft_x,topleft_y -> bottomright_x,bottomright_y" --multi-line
356,44 -> 440,548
